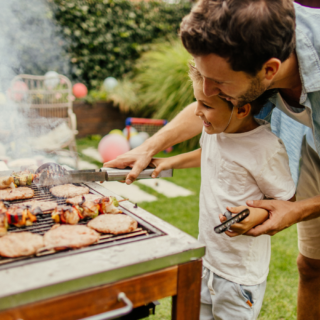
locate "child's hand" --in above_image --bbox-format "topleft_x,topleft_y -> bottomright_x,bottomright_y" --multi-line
219,205 -> 269,237
150,158 -> 174,178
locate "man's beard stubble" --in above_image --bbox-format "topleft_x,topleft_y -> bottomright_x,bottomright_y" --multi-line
236,76 -> 268,108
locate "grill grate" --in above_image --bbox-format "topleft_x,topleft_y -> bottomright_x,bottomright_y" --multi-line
0,183 -> 164,270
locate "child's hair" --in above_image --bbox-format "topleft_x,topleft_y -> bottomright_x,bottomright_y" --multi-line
188,63 -> 277,116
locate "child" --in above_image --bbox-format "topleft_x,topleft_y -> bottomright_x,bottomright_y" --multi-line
150,65 -> 295,320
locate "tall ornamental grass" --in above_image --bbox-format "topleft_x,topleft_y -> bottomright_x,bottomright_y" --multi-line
111,40 -> 200,150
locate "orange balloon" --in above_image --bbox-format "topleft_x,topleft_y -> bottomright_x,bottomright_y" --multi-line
72,83 -> 88,98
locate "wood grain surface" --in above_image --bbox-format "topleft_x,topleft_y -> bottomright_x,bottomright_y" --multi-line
0,266 -> 177,320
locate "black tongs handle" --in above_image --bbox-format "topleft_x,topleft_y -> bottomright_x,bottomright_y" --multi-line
214,208 -> 250,234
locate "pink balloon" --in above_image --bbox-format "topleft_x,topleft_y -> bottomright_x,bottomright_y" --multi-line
98,134 -> 130,162
73,83 -> 88,98
8,81 -> 28,101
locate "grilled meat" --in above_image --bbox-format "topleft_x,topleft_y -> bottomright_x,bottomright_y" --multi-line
51,205 -> 81,225
0,187 -> 34,201
0,201 -> 8,236
6,205 -> 37,227
12,200 -> 58,214
12,170 -> 37,187
80,198 -> 99,219
44,224 -> 100,250
0,176 -> 14,189
88,214 -> 138,235
66,194 -> 102,205
50,184 -> 89,198
98,197 -> 122,214
0,232 -> 44,258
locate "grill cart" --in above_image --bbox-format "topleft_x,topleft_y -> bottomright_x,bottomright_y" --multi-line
0,180 -> 205,320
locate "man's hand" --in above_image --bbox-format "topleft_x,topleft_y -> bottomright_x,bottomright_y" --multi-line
103,145 -> 153,184
245,199 -> 299,236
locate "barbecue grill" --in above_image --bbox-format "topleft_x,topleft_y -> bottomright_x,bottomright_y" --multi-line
0,181 -> 205,320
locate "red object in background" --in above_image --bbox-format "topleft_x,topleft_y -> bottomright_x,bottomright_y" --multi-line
295,0 -> 319,8
8,81 -> 28,101
72,83 -> 88,98
98,134 -> 130,162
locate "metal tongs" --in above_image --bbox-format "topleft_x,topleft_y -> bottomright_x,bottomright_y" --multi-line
33,163 -> 173,187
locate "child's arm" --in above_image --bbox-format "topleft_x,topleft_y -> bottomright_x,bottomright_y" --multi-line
219,195 -> 295,237
150,148 -> 201,178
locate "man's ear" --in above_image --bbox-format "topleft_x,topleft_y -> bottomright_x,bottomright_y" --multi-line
236,103 -> 251,119
262,58 -> 281,81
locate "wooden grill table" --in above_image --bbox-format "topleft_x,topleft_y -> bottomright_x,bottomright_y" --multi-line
0,182 -> 205,320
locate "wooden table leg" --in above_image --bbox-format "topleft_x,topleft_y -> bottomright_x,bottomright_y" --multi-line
172,259 -> 202,320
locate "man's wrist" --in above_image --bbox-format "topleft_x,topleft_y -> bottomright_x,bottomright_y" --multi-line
297,195 -> 320,222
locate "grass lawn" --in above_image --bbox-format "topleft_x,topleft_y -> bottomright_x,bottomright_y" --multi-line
77,139 -> 299,320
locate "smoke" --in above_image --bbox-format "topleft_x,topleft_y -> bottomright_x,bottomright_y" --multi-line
0,0 -> 72,163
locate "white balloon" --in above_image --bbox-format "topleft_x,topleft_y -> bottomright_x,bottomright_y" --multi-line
103,77 -> 118,91
123,126 -> 137,138
138,131 -> 149,142
129,135 -> 145,149
44,71 -> 60,89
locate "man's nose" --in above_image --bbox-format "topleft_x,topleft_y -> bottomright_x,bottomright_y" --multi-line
203,78 -> 220,97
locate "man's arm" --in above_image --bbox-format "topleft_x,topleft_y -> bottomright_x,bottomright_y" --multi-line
245,195 -> 320,236
104,102 -> 202,184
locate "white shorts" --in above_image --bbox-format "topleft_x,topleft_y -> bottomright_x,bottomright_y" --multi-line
200,267 -> 266,320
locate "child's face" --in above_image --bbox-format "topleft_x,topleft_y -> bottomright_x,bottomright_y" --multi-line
194,82 -> 235,134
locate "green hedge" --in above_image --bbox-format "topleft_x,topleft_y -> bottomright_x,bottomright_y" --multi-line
53,0 -> 192,88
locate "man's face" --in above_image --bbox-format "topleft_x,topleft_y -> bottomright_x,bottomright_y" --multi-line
193,54 -> 269,107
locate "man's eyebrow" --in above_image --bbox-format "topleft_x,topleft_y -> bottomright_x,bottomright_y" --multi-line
202,75 -> 225,84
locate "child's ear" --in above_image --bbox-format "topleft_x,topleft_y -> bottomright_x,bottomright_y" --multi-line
236,103 -> 251,119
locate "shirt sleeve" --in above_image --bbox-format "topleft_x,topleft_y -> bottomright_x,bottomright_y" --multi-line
255,143 -> 296,200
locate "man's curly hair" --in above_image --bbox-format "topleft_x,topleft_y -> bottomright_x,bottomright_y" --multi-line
180,0 -> 295,76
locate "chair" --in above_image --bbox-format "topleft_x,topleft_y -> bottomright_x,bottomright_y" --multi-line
10,74 -> 79,168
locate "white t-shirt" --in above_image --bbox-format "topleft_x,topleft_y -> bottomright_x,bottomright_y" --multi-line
199,120 -> 296,285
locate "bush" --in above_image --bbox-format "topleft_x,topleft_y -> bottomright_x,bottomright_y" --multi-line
110,40 -> 201,151
53,0 -> 192,88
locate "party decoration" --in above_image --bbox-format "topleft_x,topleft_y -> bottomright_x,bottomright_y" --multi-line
73,83 -> 88,98
44,71 -> 60,89
138,132 -> 149,142
122,126 -> 137,139
129,134 -> 145,149
8,81 -> 28,102
98,134 -> 130,162
103,77 -> 118,91
109,129 -> 124,136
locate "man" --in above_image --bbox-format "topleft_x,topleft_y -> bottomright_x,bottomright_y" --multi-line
105,1 -> 320,318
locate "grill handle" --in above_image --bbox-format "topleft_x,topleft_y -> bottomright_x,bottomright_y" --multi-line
79,292 -> 133,320
100,167 -> 173,181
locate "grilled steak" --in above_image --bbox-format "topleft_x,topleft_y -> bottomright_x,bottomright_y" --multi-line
50,184 -> 89,198
88,214 -> 138,235
66,194 -> 102,205
0,232 -> 44,258
0,187 -> 34,201
44,224 -> 99,250
12,200 -> 58,213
